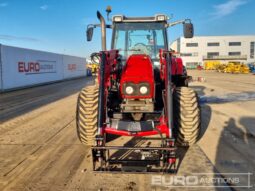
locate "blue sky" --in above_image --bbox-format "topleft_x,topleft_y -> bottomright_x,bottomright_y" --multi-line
0,0 -> 255,58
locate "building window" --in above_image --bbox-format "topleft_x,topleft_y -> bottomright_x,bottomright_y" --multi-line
207,52 -> 219,58
193,52 -> 198,56
229,42 -> 241,46
185,62 -> 198,69
207,42 -> 220,46
228,52 -> 241,56
186,62 -> 198,65
177,38 -> 181,53
181,52 -> 198,57
181,53 -> 192,57
186,43 -> 198,47
250,42 -> 255,59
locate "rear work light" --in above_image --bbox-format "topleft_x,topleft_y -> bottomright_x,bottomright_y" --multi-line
113,15 -> 123,22
156,15 -> 166,21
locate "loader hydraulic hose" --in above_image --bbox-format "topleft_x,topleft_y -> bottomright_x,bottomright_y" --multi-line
97,52 -> 106,135
97,11 -> 106,51
166,53 -> 173,138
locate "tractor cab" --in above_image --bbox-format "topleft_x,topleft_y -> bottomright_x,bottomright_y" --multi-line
111,15 -> 168,67
87,11 -> 193,64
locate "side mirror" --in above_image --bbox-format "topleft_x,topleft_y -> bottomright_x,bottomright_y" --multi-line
86,25 -> 94,41
183,22 -> 194,38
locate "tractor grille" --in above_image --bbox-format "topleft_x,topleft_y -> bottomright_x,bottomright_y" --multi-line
110,119 -> 154,132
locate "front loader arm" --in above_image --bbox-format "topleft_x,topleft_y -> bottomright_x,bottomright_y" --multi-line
159,49 -> 173,138
97,50 -> 119,136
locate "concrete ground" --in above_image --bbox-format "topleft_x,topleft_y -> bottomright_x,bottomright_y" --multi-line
190,70 -> 255,191
0,71 -> 254,191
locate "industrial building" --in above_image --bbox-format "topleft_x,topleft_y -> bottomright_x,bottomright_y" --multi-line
170,35 -> 255,68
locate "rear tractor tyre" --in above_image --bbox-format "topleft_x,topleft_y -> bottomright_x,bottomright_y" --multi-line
76,85 -> 99,146
173,87 -> 201,146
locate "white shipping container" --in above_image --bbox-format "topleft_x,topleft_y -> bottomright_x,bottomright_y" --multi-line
63,55 -> 86,79
0,44 -> 87,91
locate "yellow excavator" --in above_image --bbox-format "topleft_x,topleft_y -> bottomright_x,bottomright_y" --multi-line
87,53 -> 100,75
222,62 -> 250,74
204,61 -> 220,70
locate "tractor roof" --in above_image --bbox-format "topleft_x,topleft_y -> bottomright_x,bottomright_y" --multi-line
112,14 -> 169,23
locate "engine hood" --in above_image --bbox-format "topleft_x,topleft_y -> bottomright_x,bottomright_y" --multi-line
120,54 -> 154,98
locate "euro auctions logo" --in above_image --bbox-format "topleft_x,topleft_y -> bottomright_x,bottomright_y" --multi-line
68,64 -> 77,71
151,173 -> 253,188
18,60 -> 57,74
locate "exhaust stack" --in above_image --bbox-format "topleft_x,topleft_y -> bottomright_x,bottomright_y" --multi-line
97,11 -> 106,51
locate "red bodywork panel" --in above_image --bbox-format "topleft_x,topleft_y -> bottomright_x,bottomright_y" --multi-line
171,57 -> 184,75
159,49 -> 184,80
120,54 -> 154,99
97,49 -> 186,138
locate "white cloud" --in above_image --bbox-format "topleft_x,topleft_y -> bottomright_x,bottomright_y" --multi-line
211,0 -> 248,19
0,2 -> 8,7
0,34 -> 40,42
40,4 -> 48,11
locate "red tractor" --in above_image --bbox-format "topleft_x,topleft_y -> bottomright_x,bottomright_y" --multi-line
76,8 -> 200,173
